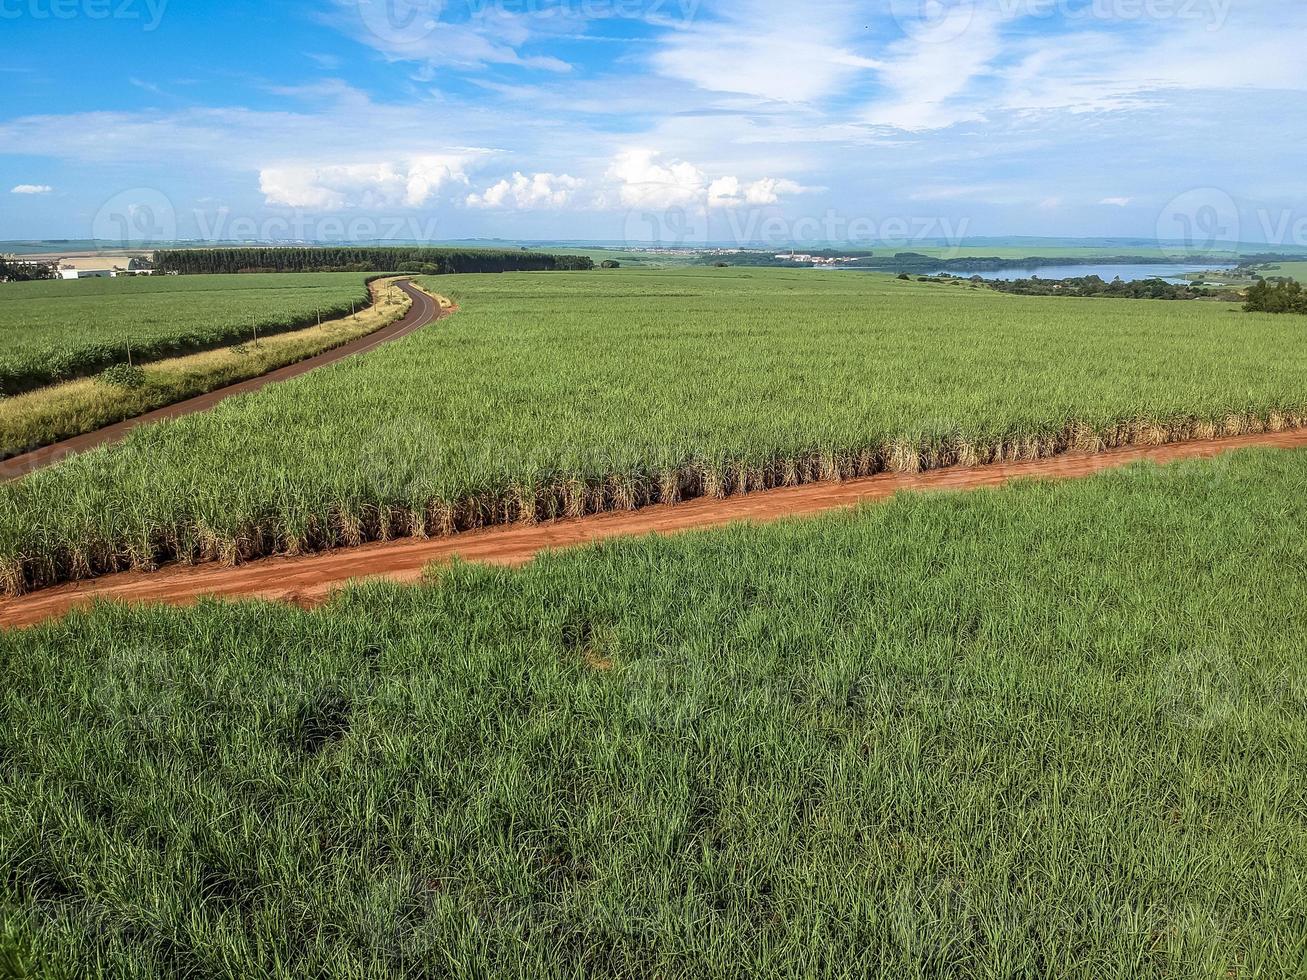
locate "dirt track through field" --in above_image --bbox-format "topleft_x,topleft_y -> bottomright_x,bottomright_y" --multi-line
0,281 -> 445,481
3,427 -> 1305,629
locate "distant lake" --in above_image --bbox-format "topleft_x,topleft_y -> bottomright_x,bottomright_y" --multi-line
930,263 -> 1223,284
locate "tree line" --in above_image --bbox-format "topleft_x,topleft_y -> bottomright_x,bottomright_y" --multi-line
980,274 -> 1234,301
0,258 -> 56,282
1244,279 -> 1307,314
152,248 -> 594,276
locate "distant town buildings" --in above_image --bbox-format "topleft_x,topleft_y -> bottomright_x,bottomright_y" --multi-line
56,256 -> 155,279
621,246 -> 866,266
772,252 -> 862,266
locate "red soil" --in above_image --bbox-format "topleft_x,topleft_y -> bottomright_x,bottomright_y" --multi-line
3,427 -> 1304,629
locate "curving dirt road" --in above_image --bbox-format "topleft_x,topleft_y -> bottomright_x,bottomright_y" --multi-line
0,281 -> 446,481
3,426 -> 1305,629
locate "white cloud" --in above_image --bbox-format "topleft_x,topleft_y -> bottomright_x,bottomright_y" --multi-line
741,176 -> 805,206
343,0 -> 574,74
11,184 -> 52,194
467,172 -> 583,210
705,176 -> 741,209
605,149 -> 711,209
604,149 -> 807,211
993,5 -> 1307,116
910,184 -> 1005,202
653,0 -> 881,104
707,175 -> 805,208
861,3 -> 1307,132
4,0 -> 1305,241
259,155 -> 471,209
863,9 -> 1009,131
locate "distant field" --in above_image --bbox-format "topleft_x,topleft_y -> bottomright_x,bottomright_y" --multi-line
3,267 -> 1307,593
0,280 -> 415,457
538,246 -> 697,268
555,244 -> 1248,266
0,273 -> 373,395
1260,261 -> 1307,281
3,447 -> 1305,977
862,244 -> 1241,261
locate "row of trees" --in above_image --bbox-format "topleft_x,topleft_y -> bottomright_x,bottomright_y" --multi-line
152,248 -> 594,275
0,257 -> 56,282
982,274 -> 1231,301
1244,279 -> 1307,314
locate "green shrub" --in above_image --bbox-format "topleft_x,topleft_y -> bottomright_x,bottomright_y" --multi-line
98,363 -> 147,389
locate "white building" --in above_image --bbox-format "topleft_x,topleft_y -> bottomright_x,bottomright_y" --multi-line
59,266 -> 115,279
55,254 -> 154,279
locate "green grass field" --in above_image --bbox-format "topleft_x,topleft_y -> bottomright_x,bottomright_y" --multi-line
0,280 -> 414,458
0,273 -> 374,395
538,246 -> 697,268
2,268 -> 1305,594
3,447 -> 1306,977
1259,261 -> 1307,282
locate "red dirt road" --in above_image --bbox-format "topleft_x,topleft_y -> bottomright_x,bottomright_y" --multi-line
0,281 -> 445,481
3,427 -> 1305,629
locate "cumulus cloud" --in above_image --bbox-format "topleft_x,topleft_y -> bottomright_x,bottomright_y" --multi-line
740,176 -> 805,206
1100,197 -> 1132,207
606,149 -> 709,210
605,150 -> 806,211
467,172 -> 583,210
11,184 -> 52,194
258,155 -> 470,209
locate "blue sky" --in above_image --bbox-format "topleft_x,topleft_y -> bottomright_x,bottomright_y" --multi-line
1,0 -> 1304,247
